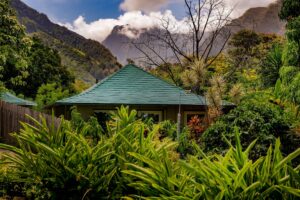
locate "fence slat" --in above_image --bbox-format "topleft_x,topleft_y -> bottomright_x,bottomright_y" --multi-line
0,100 -> 61,144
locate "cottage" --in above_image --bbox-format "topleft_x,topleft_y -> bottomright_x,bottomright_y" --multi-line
0,92 -> 36,107
52,64 -> 233,126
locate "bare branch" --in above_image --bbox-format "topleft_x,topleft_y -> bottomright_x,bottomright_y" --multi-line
131,0 -> 233,80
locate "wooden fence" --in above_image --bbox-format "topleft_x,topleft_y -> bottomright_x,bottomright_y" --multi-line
0,100 -> 61,144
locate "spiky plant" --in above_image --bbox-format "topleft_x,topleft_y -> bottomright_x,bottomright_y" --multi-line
0,115 -> 116,199
0,106 -> 179,199
209,74 -> 226,96
205,74 -> 227,122
106,106 -> 179,196
181,60 -> 207,89
192,60 -> 207,86
229,83 -> 244,104
205,86 -> 223,122
181,70 -> 197,88
123,130 -> 300,199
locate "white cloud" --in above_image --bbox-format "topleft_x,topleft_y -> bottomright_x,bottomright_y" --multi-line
120,0 -> 170,12
63,16 -> 118,42
63,0 -> 277,43
225,0 -> 277,18
63,10 -> 188,42
119,0 -> 276,16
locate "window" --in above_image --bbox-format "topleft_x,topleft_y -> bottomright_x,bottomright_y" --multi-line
137,111 -> 163,123
184,111 -> 206,126
94,110 -> 115,130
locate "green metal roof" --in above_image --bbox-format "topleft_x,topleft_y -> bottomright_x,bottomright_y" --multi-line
0,92 -> 37,106
56,65 -> 231,106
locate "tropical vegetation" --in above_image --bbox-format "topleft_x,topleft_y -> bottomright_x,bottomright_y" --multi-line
1,107 -> 300,199
1,0 -> 300,199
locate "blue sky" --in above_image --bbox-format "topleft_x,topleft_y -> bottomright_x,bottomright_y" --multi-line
21,0 -> 185,23
22,0 -> 125,23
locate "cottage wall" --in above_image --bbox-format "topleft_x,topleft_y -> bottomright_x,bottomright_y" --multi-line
53,104 -> 208,126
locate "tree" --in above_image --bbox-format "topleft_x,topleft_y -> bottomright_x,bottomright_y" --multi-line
0,81 -> 6,92
181,60 -> 208,93
226,30 -> 261,81
280,0 -> 300,66
126,58 -> 135,65
12,37 -> 75,98
282,41 -> 299,67
150,63 -> 184,86
73,79 -> 90,92
276,66 -> 300,105
284,17 -> 300,67
228,83 -> 244,104
0,0 -> 31,88
260,44 -> 283,87
279,0 -> 300,21
0,2 -> 74,98
201,95 -> 297,160
132,0 -> 233,86
229,29 -> 262,52
35,83 -> 70,108
227,30 -> 282,86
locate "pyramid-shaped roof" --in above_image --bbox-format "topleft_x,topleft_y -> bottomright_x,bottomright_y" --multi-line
56,65 -> 229,106
0,92 -> 37,106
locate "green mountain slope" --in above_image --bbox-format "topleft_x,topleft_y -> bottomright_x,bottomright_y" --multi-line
11,0 -> 121,84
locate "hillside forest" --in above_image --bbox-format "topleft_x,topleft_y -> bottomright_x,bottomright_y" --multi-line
1,0 -> 300,199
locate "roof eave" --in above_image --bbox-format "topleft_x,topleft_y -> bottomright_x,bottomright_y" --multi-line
52,102 -> 217,107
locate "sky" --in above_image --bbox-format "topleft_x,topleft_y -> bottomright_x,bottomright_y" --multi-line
21,0 -> 277,42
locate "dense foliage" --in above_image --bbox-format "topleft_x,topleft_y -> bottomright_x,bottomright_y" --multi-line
199,3 -> 300,164
279,0 -> 300,21
227,30 -> 282,87
0,0 -> 30,88
125,133 -> 300,199
1,0 -> 300,199
280,0 -> 300,67
147,2 -> 300,169
11,0 -> 121,84
0,0 -> 76,106
147,4 -> 300,172
35,83 -> 71,109
20,37 -> 74,98
260,44 -> 283,87
202,96 -> 300,159
0,107 -> 299,199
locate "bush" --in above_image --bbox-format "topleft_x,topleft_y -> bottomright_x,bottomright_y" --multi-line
158,120 -> 177,139
201,97 -> 295,159
282,41 -> 300,67
35,83 -> 70,109
260,44 -> 283,88
187,115 -> 205,141
124,131 -> 300,199
0,106 -> 178,199
275,66 -> 300,105
1,106 -> 300,199
0,116 -> 116,199
70,107 -> 104,144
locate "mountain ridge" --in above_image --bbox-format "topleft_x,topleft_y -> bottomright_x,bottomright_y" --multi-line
230,2 -> 285,35
103,1 -> 285,64
11,0 -> 121,84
